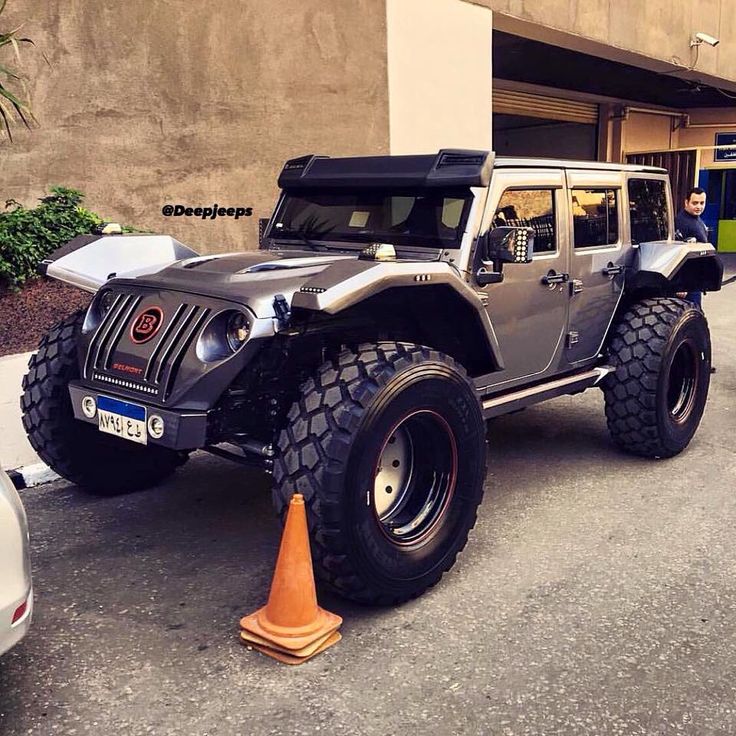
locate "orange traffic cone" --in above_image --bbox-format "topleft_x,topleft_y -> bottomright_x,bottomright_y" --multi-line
239,494 -> 342,664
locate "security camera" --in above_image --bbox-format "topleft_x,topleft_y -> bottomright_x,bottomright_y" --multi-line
692,32 -> 720,47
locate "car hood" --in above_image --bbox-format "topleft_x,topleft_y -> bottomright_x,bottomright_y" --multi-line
43,234 -> 357,316
116,250 -> 359,318
44,234 -> 439,319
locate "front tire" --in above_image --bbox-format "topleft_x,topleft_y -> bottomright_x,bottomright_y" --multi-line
21,311 -> 187,495
272,342 -> 487,605
603,297 -> 711,458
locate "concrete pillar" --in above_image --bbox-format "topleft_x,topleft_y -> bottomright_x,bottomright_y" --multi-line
386,0 -> 493,154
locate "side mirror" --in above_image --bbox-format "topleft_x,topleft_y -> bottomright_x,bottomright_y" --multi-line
485,226 -> 534,264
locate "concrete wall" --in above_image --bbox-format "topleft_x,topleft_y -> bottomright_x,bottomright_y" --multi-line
469,0 -> 736,90
0,1 -> 389,255
386,0 -> 492,154
621,113 -> 676,157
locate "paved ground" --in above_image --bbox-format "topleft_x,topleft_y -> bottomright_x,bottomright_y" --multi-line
1,273 -> 735,735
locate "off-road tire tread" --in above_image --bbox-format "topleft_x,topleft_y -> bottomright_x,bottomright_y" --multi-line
272,341 -> 484,605
603,297 -> 708,458
21,310 -> 185,494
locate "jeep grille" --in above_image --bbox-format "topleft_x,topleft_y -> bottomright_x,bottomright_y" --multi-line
84,293 -> 211,403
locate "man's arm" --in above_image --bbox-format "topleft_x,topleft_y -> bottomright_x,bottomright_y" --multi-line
674,211 -> 689,240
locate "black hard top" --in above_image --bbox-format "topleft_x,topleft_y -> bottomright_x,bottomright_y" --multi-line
277,150 -> 666,190
278,150 -> 494,189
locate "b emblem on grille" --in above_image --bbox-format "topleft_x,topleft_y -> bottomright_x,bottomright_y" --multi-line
130,307 -> 164,344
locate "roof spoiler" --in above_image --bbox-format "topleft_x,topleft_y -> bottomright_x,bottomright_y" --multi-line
278,149 -> 495,189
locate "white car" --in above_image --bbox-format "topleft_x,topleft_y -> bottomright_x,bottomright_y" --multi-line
0,468 -> 33,655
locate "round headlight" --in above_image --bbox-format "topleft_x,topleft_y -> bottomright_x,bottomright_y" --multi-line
226,312 -> 250,352
196,309 -> 252,362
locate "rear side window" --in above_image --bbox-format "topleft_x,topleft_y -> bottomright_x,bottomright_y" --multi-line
628,178 -> 669,243
571,189 -> 619,248
492,189 -> 556,253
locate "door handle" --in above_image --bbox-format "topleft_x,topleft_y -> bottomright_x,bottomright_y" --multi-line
602,263 -> 624,277
541,270 -> 569,286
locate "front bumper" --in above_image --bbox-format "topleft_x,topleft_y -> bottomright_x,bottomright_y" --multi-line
69,382 -> 209,450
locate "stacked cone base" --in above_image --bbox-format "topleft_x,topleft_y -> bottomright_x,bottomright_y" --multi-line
240,604 -> 342,665
240,606 -> 342,651
240,629 -> 342,665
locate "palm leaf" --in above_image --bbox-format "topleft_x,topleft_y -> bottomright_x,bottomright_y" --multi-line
0,82 -> 25,108
0,0 -> 37,139
0,24 -> 25,44
0,95 -> 15,140
0,61 -> 20,79
0,80 -> 34,128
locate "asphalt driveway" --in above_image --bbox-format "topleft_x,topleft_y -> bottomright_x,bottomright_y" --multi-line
1,278 -> 735,736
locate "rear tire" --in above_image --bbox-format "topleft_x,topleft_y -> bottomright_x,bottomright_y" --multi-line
603,298 -> 711,458
21,311 -> 187,495
272,342 -> 487,605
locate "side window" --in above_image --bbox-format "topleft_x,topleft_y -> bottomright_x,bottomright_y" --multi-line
571,189 -> 619,248
628,178 -> 669,243
492,189 -> 556,254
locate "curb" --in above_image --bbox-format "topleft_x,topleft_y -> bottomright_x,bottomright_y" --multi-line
0,350 -> 42,472
8,463 -> 60,490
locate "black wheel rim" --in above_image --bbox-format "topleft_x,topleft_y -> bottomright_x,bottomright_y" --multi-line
372,410 -> 458,546
667,339 -> 700,424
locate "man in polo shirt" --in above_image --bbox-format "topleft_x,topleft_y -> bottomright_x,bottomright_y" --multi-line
674,187 -> 708,307
674,187 -> 715,373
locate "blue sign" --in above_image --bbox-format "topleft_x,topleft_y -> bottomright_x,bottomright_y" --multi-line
715,132 -> 736,162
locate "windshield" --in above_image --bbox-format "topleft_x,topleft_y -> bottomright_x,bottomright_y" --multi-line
268,187 -> 474,249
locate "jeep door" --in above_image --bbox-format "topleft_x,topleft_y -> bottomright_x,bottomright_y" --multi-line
474,169 -> 570,390
565,171 -> 625,365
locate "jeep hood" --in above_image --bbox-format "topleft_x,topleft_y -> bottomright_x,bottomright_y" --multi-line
134,250 -> 357,317
43,234 -> 361,318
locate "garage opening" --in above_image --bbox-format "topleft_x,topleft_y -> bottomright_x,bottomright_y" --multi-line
493,88 -> 599,159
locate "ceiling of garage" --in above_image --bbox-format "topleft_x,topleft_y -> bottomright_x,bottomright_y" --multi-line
493,31 -> 736,109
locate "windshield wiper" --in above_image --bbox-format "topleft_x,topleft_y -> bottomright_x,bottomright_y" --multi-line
273,230 -> 332,251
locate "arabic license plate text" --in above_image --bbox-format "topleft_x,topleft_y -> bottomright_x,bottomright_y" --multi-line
96,396 -> 147,445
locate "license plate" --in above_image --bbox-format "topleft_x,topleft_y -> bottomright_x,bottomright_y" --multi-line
97,396 -> 147,445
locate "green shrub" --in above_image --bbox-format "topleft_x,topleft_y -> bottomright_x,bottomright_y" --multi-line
0,186 -> 102,290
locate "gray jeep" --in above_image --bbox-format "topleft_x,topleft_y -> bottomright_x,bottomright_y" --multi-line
21,150 -> 723,604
